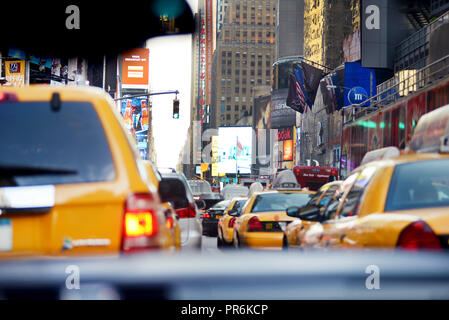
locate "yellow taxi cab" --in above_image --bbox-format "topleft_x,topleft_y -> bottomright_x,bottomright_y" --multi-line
284,181 -> 342,249
299,105 -> 449,251
0,86 -> 170,258
217,197 -> 248,248
142,160 -> 181,251
232,174 -> 315,250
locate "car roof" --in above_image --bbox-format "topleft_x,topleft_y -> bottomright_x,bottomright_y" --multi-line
0,85 -> 114,103
354,153 -> 449,173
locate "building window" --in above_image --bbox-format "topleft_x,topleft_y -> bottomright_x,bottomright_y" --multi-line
235,105 -> 239,111
227,105 -> 231,111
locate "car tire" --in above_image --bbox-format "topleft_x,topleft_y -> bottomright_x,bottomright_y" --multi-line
282,236 -> 289,251
217,230 -> 223,249
233,230 -> 240,249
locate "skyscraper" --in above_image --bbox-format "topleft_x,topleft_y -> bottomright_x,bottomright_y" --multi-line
213,0 -> 276,127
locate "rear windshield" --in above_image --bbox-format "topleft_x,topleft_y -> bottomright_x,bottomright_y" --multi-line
251,193 -> 313,213
0,101 -> 115,187
385,160 -> 449,211
159,178 -> 189,209
188,180 -> 212,194
210,200 -> 231,210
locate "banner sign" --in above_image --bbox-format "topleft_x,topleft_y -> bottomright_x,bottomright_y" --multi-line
198,10 -> 209,125
5,60 -> 25,87
122,48 -> 149,89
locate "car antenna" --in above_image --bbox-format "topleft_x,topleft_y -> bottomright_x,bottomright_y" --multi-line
51,92 -> 61,112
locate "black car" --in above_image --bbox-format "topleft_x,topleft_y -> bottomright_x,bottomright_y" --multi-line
201,200 -> 232,237
188,179 -> 224,212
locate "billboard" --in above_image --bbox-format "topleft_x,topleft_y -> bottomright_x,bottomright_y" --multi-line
270,88 -> 296,129
283,140 -> 293,161
218,127 -> 252,175
121,96 -> 150,159
253,94 -> 271,130
122,48 -> 149,89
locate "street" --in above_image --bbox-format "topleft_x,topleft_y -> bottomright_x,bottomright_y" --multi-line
201,235 -> 220,254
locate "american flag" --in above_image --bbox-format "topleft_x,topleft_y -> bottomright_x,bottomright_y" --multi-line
295,69 -> 308,113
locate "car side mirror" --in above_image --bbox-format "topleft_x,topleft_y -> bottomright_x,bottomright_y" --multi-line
286,206 -> 300,218
195,199 -> 206,210
298,207 -> 322,222
228,209 -> 239,217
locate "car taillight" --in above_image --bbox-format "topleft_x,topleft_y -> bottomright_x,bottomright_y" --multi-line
166,216 -> 174,229
228,217 -> 236,228
294,167 -> 300,176
397,221 -> 441,250
203,213 -> 211,219
122,194 -> 159,252
176,203 -> 197,218
0,91 -> 19,102
247,216 -> 264,232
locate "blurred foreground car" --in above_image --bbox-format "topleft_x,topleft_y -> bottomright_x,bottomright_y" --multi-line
284,181 -> 342,249
299,105 -> 449,251
233,180 -> 314,250
217,197 -> 248,248
158,172 -> 202,250
1,250 -> 449,299
202,200 -> 231,237
0,86 -> 169,258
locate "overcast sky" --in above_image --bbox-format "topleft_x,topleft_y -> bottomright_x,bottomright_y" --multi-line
147,0 -> 197,168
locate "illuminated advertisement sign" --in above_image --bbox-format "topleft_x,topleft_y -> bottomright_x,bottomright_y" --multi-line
122,48 -> 149,89
198,10 -> 209,125
277,127 -> 293,141
218,127 -> 252,174
283,140 -> 293,161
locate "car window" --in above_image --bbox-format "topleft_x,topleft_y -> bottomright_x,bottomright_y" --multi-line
339,167 -> 377,218
188,180 -> 212,194
211,200 -> 231,210
385,159 -> 449,211
251,193 -> 313,213
0,101 -> 115,187
159,178 -> 189,209
322,198 -> 341,221
308,190 -> 324,206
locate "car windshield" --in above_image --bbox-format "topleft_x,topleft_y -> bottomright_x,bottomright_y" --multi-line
0,102 -> 115,187
210,200 -> 231,210
385,160 -> 449,211
251,193 -> 313,213
188,180 -> 212,194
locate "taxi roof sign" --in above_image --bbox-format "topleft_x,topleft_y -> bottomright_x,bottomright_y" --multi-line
408,104 -> 449,154
361,147 -> 400,166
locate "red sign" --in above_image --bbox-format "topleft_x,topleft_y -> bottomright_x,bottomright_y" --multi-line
277,127 -> 293,141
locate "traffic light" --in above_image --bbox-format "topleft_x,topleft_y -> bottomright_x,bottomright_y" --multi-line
173,99 -> 180,119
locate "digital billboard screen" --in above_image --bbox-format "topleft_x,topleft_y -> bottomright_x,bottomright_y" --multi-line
218,127 -> 252,175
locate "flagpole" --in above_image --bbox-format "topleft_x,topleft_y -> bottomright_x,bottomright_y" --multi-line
235,135 -> 238,185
